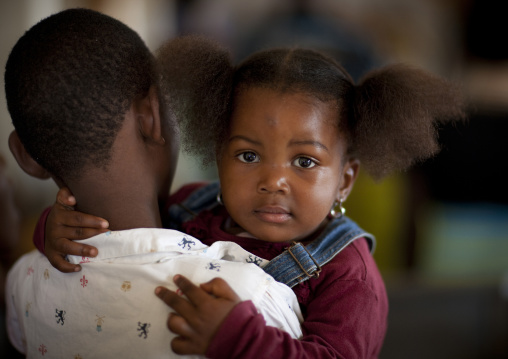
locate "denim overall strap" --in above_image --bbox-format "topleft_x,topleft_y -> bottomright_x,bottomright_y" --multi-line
167,181 -> 220,230
262,216 -> 375,288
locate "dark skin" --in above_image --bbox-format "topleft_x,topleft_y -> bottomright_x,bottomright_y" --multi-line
155,275 -> 241,355
29,86 -> 177,273
9,86 -> 173,236
43,188 -> 106,272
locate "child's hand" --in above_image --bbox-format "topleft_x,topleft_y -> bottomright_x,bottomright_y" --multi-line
155,275 -> 241,355
45,187 -> 109,273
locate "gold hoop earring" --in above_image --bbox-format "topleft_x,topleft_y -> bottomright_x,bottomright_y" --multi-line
330,199 -> 345,218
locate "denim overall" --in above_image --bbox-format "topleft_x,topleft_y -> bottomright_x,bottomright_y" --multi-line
167,182 -> 375,288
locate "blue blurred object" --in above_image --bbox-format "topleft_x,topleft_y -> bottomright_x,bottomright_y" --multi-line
417,202 -> 508,282
234,3 -> 380,81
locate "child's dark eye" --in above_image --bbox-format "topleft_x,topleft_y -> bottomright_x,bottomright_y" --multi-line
293,156 -> 316,168
237,151 -> 259,163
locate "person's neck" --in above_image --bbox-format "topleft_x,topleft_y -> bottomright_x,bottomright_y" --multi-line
68,170 -> 162,231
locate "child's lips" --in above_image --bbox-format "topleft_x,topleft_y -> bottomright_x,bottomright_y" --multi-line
253,206 -> 292,223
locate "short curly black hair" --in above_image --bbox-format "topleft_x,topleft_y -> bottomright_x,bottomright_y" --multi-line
4,8 -> 156,181
158,36 -> 466,180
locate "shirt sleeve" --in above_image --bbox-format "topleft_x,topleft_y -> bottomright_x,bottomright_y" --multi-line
207,300 -> 305,359
298,278 -> 385,358
32,207 -> 51,254
207,258 -> 387,358
206,300 -> 341,359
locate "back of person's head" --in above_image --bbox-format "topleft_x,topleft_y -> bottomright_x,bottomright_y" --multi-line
157,36 -> 466,180
4,8 -> 155,181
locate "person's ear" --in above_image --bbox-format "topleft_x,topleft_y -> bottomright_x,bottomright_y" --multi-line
8,131 -> 51,179
337,158 -> 360,202
136,85 -> 165,145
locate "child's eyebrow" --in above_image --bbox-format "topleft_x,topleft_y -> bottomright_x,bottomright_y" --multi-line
228,135 -> 262,146
289,140 -> 329,152
229,136 -> 329,152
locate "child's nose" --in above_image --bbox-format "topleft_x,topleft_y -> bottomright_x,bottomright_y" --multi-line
257,165 -> 290,194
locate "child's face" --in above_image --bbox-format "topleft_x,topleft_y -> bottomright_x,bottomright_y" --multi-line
218,87 -> 356,243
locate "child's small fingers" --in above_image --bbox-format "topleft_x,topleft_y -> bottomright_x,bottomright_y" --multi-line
171,336 -> 201,356
53,238 -> 98,257
154,286 -> 194,315
60,210 -> 109,230
65,227 -> 109,241
56,187 -> 76,206
154,286 -> 171,300
155,286 -> 180,306
167,313 -> 193,336
200,277 -> 241,302
78,243 -> 98,257
47,254 -> 81,273
173,275 -> 208,304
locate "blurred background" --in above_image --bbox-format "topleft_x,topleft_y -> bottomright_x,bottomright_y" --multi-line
1,0 -> 507,358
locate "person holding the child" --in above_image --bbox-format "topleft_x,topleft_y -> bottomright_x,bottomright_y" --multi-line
4,9 -> 302,358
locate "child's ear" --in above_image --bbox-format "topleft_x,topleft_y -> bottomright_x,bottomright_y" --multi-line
337,158 -> 360,202
8,131 -> 51,179
136,85 -> 165,145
